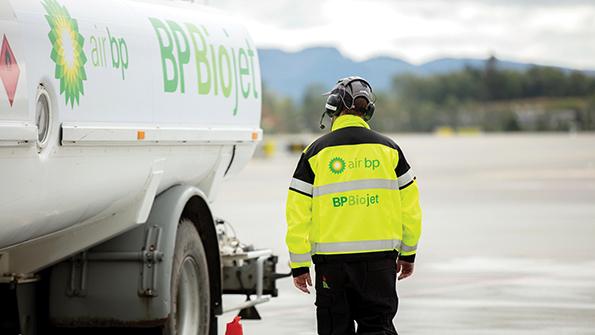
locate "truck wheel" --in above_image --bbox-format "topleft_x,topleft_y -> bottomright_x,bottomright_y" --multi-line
164,219 -> 210,335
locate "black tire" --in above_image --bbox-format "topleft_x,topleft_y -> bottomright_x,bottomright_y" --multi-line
163,219 -> 210,335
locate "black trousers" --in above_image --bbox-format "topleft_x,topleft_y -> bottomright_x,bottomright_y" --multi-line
314,257 -> 399,335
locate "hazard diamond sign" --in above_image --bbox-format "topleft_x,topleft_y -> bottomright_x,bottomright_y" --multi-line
0,35 -> 20,107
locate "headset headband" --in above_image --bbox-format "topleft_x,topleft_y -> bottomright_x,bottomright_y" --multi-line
336,76 -> 375,108
339,76 -> 373,91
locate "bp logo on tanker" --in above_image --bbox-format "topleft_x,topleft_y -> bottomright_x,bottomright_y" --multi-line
43,0 -> 88,107
42,0 -> 130,108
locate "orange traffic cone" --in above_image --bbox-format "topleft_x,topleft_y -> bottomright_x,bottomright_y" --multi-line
225,316 -> 243,335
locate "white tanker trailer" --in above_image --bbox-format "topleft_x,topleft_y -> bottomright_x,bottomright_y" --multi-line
0,0 -> 287,334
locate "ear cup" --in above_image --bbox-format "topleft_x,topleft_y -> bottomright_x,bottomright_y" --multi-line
325,94 -> 341,116
364,102 -> 375,121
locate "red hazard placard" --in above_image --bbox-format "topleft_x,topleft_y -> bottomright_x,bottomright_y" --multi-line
0,34 -> 20,107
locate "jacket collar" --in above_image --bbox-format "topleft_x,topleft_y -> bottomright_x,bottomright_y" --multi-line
331,114 -> 370,131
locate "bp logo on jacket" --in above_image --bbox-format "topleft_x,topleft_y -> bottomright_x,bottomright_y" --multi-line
328,157 -> 346,175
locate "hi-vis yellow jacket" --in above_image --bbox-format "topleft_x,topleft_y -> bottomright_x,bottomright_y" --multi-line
285,115 -> 422,272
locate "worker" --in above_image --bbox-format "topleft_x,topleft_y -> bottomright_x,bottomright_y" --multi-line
285,76 -> 422,334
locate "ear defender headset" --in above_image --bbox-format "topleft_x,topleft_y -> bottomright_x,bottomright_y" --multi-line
320,76 -> 376,129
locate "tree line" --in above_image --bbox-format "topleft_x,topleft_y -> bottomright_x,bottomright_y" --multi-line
261,57 -> 595,133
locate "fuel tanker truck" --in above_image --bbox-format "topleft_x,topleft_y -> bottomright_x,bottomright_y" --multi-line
0,0 -> 287,334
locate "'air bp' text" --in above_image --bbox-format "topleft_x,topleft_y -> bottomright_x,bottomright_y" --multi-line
89,28 -> 129,80
149,18 -> 259,116
328,156 -> 381,175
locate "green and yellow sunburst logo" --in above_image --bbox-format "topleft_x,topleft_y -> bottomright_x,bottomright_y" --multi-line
329,157 -> 346,175
43,0 -> 87,107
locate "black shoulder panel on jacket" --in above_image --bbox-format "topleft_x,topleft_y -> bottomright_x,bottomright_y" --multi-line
304,127 -> 399,159
292,153 -> 315,185
395,147 -> 411,177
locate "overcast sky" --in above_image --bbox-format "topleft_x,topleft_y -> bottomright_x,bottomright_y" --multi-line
208,0 -> 595,70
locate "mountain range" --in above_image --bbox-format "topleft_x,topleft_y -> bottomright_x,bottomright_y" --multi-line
257,47 -> 588,100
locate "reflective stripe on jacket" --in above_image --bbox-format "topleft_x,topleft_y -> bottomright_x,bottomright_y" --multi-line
285,115 -> 422,269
